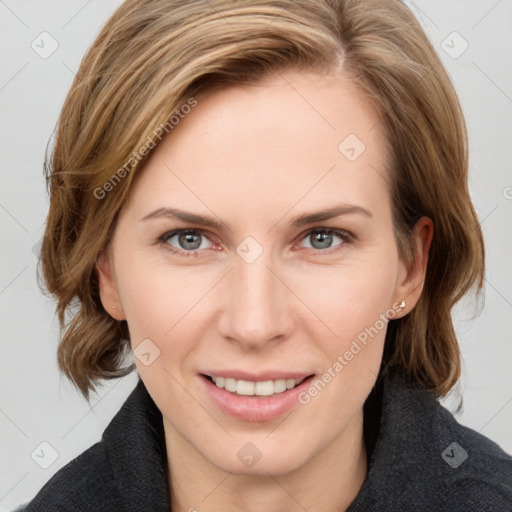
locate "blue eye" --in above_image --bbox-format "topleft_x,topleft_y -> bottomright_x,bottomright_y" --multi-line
299,229 -> 349,250
159,229 -> 213,257
158,227 -> 352,258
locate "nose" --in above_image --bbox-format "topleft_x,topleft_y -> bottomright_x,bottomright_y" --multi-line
217,251 -> 295,350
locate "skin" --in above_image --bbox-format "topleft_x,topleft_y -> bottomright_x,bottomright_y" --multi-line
97,69 -> 433,512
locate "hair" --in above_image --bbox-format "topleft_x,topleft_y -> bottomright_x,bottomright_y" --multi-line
39,0 -> 484,401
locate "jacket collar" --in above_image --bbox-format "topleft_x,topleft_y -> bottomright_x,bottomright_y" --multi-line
347,368 -> 439,510
103,376 -> 171,511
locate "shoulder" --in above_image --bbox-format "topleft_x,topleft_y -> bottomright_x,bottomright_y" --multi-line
431,399 -> 512,508
351,370 -> 512,511
12,378 -> 169,512
15,440 -> 122,512
402,373 -> 512,509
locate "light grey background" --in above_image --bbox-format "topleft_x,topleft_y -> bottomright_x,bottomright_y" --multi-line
1,0 -> 511,509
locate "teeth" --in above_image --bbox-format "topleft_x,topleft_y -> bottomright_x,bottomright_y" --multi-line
224,378 -> 236,392
211,376 -> 306,396
237,380 -> 255,395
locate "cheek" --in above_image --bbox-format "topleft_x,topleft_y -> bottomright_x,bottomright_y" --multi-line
115,253 -> 218,362
113,241 -> 190,320
293,258 -> 398,418
288,250 -> 399,344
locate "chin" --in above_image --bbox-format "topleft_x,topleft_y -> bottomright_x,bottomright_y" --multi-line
203,435 -> 316,477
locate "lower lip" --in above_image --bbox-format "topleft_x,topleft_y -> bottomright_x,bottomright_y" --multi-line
200,374 -> 315,422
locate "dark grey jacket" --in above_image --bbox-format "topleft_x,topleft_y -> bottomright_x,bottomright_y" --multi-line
12,370 -> 512,511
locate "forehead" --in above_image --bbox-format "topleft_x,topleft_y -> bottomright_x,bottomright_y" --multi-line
122,70 -> 391,225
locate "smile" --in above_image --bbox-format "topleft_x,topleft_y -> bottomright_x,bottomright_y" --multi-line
200,373 -> 316,421
207,375 -> 308,397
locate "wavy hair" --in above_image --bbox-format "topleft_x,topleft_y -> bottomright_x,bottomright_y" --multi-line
39,0 -> 484,400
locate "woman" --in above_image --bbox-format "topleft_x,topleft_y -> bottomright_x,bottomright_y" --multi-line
14,0 -> 512,510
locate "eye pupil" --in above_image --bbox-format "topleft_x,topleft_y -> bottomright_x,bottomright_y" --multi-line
167,228 -> 344,255
311,230 -> 333,249
179,232 -> 201,250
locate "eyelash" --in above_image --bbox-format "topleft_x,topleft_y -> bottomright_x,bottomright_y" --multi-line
157,227 -> 354,258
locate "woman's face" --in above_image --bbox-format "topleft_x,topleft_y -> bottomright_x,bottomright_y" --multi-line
98,70 -> 430,476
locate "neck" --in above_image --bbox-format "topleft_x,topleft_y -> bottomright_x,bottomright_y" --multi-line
164,409 -> 368,512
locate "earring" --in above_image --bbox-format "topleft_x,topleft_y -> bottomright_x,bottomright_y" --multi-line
111,306 -> 116,310
398,299 -> 406,310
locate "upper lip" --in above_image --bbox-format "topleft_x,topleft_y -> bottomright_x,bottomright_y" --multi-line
202,370 -> 314,382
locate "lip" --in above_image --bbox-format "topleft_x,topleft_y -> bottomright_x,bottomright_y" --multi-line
200,373 -> 315,422
202,370 -> 312,381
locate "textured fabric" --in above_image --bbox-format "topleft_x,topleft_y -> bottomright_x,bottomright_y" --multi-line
347,369 -> 512,511
13,370 -> 512,511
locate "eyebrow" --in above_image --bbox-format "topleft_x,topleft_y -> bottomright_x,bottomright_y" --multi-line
141,204 -> 373,229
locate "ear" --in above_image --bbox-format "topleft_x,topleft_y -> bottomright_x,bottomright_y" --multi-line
96,249 -> 126,321
393,216 -> 433,317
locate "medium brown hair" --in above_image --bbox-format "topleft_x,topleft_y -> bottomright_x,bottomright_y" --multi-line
39,0 -> 484,400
